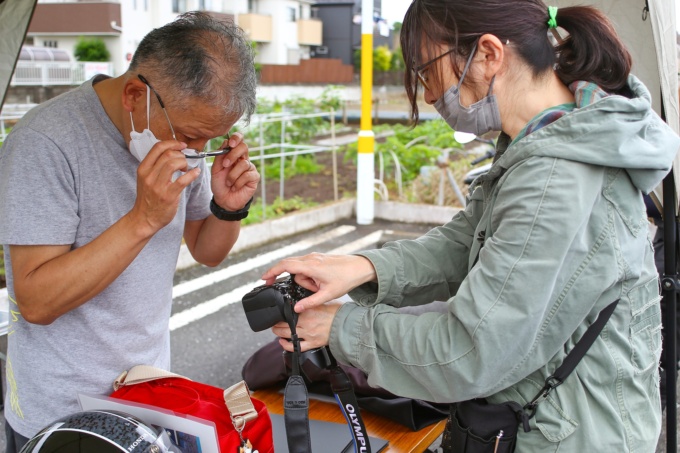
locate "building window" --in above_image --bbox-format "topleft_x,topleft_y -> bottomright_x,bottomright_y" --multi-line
144,0 -> 148,11
43,40 -> 58,48
172,0 -> 187,13
288,6 -> 296,22
133,0 -> 137,10
199,0 -> 212,10
247,0 -> 255,13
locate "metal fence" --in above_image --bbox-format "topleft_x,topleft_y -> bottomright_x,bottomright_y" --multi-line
233,111 -> 340,220
10,61 -> 115,87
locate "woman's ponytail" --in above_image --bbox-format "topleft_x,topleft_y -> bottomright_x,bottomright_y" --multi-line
553,6 -> 632,93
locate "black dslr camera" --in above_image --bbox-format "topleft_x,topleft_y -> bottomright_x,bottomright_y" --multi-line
242,276 -> 335,370
242,275 -> 314,332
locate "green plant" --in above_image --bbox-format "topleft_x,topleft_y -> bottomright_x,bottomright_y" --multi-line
390,47 -> 405,72
249,41 -> 262,74
319,85 -> 342,112
238,91 -> 342,182
353,48 -> 362,72
263,155 -> 323,181
373,45 -> 392,72
74,37 -> 110,62
342,120 -> 474,201
243,196 -> 318,225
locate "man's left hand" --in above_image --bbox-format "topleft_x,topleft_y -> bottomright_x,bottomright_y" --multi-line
211,132 -> 260,211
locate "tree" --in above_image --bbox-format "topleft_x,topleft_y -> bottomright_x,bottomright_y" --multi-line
373,45 -> 392,72
74,37 -> 110,62
390,47 -> 405,72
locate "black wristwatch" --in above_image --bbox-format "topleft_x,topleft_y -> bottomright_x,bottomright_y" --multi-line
210,196 -> 253,221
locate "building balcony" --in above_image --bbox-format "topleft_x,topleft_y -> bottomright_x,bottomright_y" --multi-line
28,1 -> 122,35
238,13 -> 272,43
297,18 -> 322,46
10,61 -> 115,87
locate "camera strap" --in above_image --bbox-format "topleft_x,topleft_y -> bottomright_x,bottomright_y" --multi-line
328,363 -> 371,453
519,299 -> 620,430
283,304 -> 313,453
282,304 -> 371,453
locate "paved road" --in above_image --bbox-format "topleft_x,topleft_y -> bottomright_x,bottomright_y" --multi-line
0,217 -> 677,452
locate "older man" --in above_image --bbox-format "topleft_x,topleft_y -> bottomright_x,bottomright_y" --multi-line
0,12 -> 259,451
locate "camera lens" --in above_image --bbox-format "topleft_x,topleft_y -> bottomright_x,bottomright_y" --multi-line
241,286 -> 287,332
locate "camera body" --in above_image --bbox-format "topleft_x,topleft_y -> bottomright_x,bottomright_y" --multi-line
242,275 -> 313,332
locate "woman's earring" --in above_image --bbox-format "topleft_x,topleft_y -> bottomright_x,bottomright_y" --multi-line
505,39 -> 510,45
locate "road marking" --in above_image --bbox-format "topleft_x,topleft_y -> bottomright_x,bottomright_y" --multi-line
173,225 -> 356,299
169,230 -> 384,331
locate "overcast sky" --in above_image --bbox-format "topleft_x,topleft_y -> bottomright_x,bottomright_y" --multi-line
382,0 -> 411,27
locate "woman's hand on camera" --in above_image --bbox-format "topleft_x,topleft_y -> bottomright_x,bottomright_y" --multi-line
271,301 -> 343,352
262,253 -> 377,313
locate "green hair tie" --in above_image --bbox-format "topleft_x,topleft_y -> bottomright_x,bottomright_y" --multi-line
547,6 -> 559,29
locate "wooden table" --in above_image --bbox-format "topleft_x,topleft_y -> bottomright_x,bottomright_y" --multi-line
253,387 -> 446,453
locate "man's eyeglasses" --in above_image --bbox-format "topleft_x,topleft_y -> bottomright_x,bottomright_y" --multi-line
137,74 -> 232,159
413,49 -> 456,92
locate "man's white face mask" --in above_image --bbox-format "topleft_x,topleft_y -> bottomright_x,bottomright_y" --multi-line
129,84 -> 160,162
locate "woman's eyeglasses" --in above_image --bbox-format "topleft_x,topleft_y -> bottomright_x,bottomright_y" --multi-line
414,49 -> 456,91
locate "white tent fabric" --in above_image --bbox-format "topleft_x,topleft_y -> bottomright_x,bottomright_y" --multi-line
0,0 -> 38,107
553,0 -> 679,196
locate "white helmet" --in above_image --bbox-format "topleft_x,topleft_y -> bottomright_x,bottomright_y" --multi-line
20,410 -> 181,453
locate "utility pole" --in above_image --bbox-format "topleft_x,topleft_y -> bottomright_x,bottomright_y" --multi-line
356,0 -> 375,225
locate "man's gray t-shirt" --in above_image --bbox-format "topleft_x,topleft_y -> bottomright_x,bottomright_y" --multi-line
0,76 -> 212,437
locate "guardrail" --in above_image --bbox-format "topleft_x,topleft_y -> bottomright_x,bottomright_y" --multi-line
0,103 -> 38,142
10,61 -> 114,87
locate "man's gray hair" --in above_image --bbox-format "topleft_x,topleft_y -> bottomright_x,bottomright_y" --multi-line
129,11 -> 257,123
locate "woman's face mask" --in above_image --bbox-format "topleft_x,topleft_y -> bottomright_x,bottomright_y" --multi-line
433,43 -> 502,136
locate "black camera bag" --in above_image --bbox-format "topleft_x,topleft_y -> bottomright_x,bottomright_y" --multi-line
442,299 -> 619,453
444,400 -> 523,453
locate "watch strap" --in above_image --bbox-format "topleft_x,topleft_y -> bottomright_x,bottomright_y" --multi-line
210,196 -> 253,221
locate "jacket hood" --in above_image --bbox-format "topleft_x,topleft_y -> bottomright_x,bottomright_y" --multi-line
492,75 -> 680,194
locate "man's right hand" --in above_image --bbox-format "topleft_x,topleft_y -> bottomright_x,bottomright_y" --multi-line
130,140 -> 202,237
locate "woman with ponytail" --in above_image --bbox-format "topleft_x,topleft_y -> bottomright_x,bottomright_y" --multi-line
263,1 -> 680,451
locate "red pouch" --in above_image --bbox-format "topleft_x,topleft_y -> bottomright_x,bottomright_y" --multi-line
110,365 -> 273,453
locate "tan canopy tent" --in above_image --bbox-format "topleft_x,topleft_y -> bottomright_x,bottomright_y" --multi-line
0,0 -> 37,108
553,1 -> 679,449
554,0 -> 679,199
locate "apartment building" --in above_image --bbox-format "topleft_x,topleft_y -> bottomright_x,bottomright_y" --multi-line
27,0 -> 323,76
311,0 -> 390,66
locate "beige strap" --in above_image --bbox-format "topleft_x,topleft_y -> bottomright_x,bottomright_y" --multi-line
113,365 -> 189,391
113,366 -> 259,431
224,381 -> 259,431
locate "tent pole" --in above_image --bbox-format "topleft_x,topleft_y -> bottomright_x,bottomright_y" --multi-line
662,169 -> 678,453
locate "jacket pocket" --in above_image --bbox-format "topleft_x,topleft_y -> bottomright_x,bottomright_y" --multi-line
493,381 -> 578,446
533,392 -> 579,443
627,278 -> 662,374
